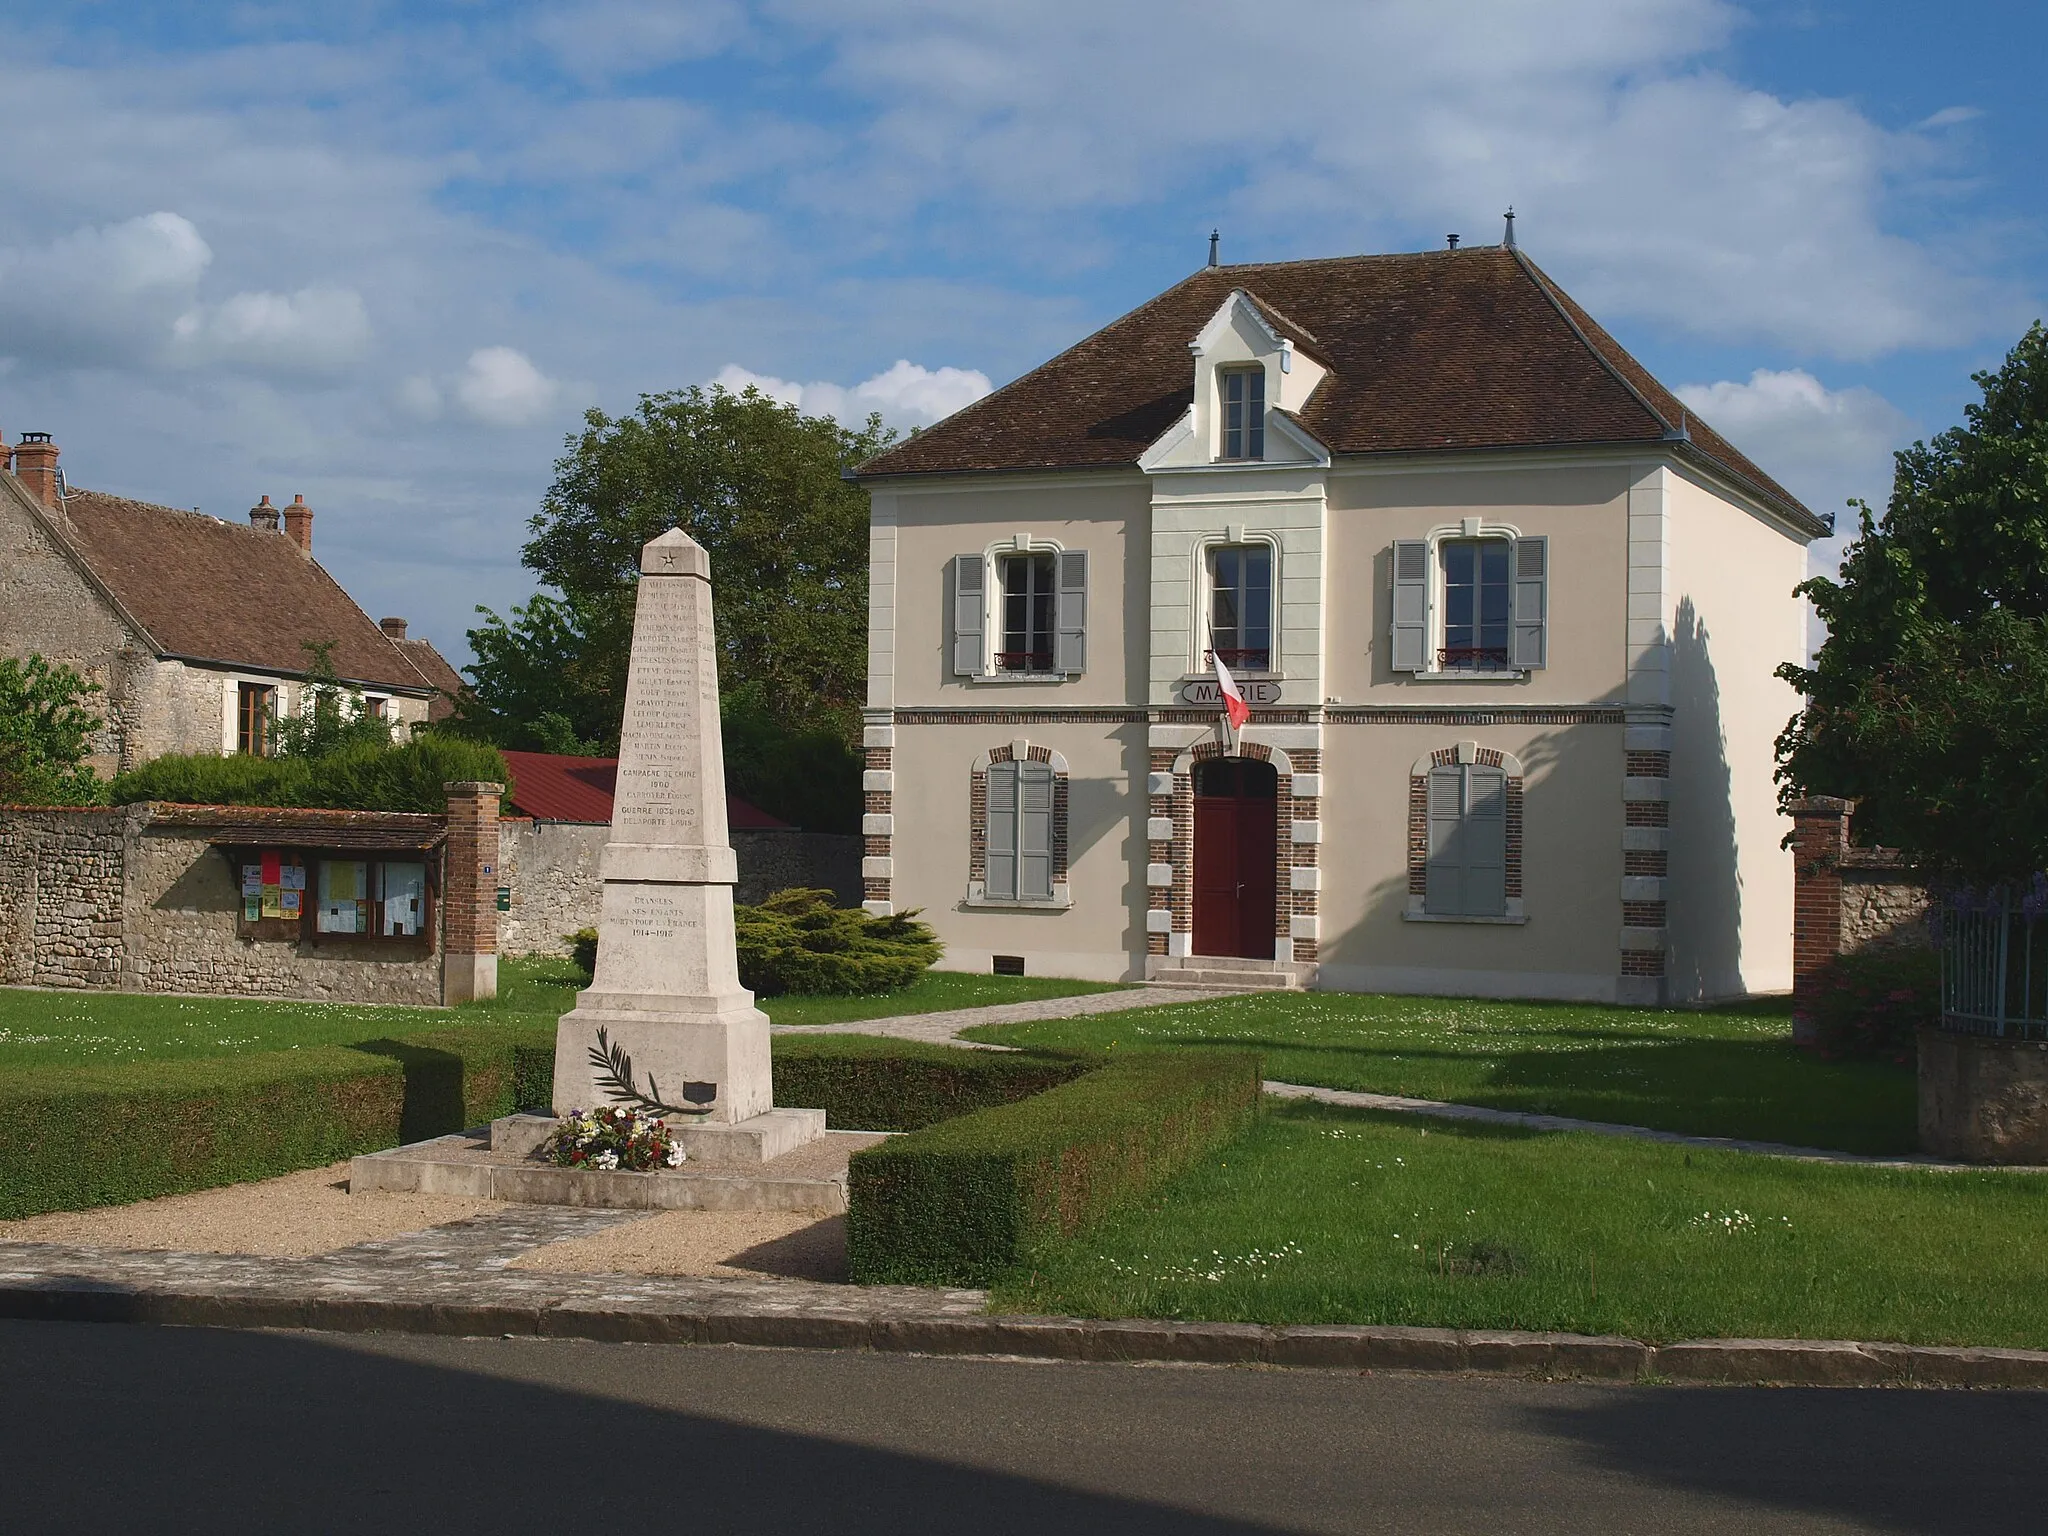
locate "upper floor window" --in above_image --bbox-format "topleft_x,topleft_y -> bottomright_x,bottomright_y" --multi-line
997,551 -> 1056,673
1221,366 -> 1265,460
237,681 -> 276,756
951,547 -> 1089,680
1439,538 -> 1511,671
362,696 -> 388,720
1208,544 -> 1272,672
1389,534 -> 1548,676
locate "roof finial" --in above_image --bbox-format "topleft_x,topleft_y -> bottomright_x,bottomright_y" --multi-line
1208,229 -> 1220,268
1446,233 -> 1460,251
1503,206 -> 1516,248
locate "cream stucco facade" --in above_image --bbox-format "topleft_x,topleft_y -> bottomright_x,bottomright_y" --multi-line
861,281 -> 1815,1004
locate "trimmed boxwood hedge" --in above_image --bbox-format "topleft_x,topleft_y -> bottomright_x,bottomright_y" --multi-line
0,1029 -> 1095,1221
846,1049 -> 1263,1287
0,1022 -> 558,1221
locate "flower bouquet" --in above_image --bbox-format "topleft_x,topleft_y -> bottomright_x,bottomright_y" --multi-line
539,1105 -> 686,1171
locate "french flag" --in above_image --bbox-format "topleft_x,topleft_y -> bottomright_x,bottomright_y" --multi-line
1214,654 -> 1251,732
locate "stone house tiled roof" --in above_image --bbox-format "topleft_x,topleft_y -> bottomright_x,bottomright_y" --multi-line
858,246 -> 1821,534
54,487 -> 444,694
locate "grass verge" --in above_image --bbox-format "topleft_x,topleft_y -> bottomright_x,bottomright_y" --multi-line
848,1050 -> 1261,1287
967,991 -> 1915,1154
996,1099 -> 2048,1349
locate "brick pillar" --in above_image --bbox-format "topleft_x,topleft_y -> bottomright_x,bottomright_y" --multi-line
1790,796 -> 1853,1044
442,780 -> 503,1004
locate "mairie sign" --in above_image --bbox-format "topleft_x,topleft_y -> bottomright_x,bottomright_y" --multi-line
1180,678 -> 1283,707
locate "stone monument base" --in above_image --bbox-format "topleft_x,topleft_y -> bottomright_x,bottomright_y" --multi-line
490,1108 -> 826,1166
552,1006 -> 780,1128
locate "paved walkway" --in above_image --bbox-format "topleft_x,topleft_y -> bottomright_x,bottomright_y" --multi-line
787,987 -> 2026,1172
770,981 -> 1246,1047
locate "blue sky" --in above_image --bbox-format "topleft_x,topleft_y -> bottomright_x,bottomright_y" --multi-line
0,1 -> 2041,667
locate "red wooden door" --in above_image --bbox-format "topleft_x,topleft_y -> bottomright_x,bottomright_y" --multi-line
1192,758 -> 1278,958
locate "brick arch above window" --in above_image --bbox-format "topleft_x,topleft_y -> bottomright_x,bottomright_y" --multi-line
966,740 -> 1072,909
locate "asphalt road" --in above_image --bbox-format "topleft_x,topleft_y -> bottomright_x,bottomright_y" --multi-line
4,1319 -> 2044,1534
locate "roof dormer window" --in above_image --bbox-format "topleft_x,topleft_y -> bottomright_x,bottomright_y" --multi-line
1221,366 -> 1265,460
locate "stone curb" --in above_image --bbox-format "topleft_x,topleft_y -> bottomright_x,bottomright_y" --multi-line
6,1278 -> 2045,1387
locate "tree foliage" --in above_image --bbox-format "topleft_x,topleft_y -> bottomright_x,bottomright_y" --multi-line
1778,322 -> 2048,881
273,641 -> 396,759
0,654 -> 106,806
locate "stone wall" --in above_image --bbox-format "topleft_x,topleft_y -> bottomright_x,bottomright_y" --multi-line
496,819 -> 864,956
0,804 -> 444,1003
1790,798 -> 1929,1040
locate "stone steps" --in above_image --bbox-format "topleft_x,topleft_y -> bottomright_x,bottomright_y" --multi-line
1149,967 -> 1302,990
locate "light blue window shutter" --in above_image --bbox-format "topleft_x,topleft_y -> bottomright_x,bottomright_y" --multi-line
1391,540 -> 1429,672
1464,767 -> 1508,916
953,555 -> 986,676
1424,765 -> 1465,915
985,762 -> 1019,899
1018,760 -> 1055,900
1054,549 -> 1088,675
1511,536 -> 1548,670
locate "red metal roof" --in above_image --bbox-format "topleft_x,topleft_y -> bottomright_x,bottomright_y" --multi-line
499,750 -> 789,829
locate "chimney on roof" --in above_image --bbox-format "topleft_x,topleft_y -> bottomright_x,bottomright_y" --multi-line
1208,229 -> 1220,268
380,617 -> 409,641
1446,233 -> 1460,251
282,493 -> 312,555
12,432 -> 62,509
1503,206 -> 1517,248
249,494 -> 281,532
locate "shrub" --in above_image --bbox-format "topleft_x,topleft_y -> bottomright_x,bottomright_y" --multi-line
0,1021 -> 555,1220
107,732 -> 511,815
569,927 -> 599,977
736,888 -> 940,996
846,1049 -> 1263,1286
1805,945 -> 1939,1063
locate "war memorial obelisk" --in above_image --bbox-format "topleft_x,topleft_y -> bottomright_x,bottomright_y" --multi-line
551,526 -> 823,1163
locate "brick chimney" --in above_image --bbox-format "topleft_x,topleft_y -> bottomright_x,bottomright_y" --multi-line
282,493 -> 313,554
12,432 -> 62,509
249,494 -> 281,532
380,617 -> 409,641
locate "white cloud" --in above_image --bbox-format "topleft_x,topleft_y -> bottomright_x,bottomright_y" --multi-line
1917,106 -> 1983,130
453,346 -> 561,428
712,359 -> 991,428
530,0 -> 748,83
1678,369 -> 1911,527
0,212 -> 211,364
171,286 -> 370,373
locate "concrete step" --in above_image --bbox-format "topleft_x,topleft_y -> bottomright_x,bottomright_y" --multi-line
1151,968 -> 1302,989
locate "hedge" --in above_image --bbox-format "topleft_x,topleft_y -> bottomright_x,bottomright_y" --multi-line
0,1029 -> 1089,1220
0,1022 -> 554,1221
846,1049 -> 1263,1287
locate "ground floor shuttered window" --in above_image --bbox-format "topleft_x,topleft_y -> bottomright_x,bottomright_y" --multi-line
985,759 -> 1055,902
1425,763 -> 1508,918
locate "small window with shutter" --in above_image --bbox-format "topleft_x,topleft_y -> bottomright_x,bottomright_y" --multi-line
1424,763 -> 1508,917
956,547 -> 1087,679
1390,534 -> 1549,676
984,758 -> 1056,901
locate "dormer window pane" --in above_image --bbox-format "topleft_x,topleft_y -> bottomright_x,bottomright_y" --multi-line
1222,367 -> 1265,460
1208,544 -> 1272,671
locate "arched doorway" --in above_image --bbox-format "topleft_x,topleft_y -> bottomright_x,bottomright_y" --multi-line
1192,756 -> 1278,959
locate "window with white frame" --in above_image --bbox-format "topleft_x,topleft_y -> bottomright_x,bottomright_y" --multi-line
1389,534 -> 1548,674
1220,366 -> 1265,460
1207,544 -> 1272,671
951,548 -> 1089,679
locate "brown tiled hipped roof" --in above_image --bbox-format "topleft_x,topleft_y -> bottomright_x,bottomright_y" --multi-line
59,491 -> 433,692
859,246 -> 1818,532
390,635 -> 467,719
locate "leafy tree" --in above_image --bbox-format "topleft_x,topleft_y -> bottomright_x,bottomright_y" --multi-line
1777,322 -> 2048,882
0,654 -> 106,806
456,594 -> 617,755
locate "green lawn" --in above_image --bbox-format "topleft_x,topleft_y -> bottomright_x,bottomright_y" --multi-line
968,991 -> 1916,1154
0,959 -> 1123,1070
997,1099 -> 2048,1349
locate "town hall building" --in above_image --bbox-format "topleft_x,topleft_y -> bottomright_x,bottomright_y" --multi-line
855,240 -> 1823,1005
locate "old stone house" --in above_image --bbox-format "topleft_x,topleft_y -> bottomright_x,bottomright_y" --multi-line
0,430 -> 464,777
856,239 -> 1826,1004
